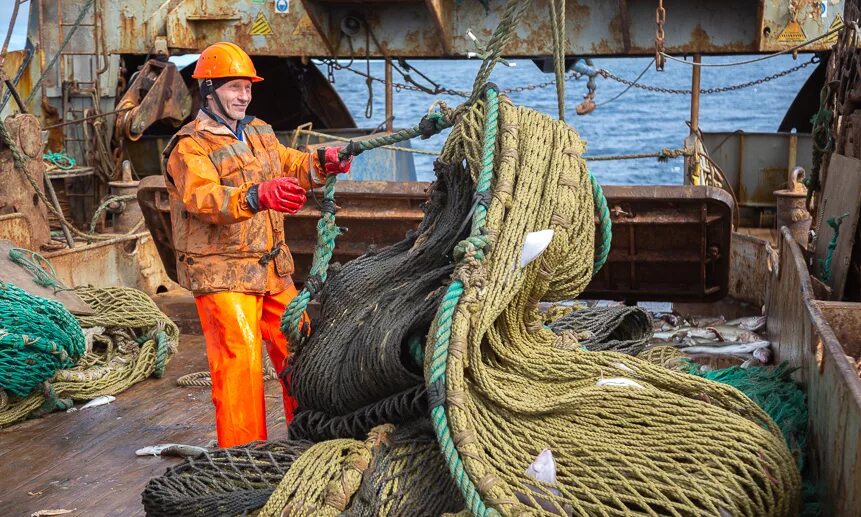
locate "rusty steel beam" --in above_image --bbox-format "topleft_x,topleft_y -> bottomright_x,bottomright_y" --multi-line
80,0 -> 844,58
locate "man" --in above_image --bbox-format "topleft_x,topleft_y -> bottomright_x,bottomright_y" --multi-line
162,42 -> 351,447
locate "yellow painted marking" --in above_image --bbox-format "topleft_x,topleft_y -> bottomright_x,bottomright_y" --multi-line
823,15 -> 844,46
251,11 -> 274,36
292,13 -> 316,36
777,20 -> 807,43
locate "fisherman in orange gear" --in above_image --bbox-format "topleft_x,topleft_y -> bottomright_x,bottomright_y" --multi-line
162,42 -> 352,447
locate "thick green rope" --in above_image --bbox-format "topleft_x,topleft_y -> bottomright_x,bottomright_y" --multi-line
428,86 -> 500,517
279,111 -> 453,345
807,84 -> 833,209
0,282 -> 85,397
43,151 -> 76,170
8,248 -> 65,290
591,173 -> 611,273
820,213 -> 848,283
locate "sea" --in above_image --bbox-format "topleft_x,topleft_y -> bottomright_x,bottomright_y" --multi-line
319,55 -> 816,184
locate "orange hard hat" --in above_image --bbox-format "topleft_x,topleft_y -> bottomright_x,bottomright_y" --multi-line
192,42 -> 263,82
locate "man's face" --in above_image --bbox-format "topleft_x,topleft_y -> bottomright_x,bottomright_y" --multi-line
210,78 -> 252,121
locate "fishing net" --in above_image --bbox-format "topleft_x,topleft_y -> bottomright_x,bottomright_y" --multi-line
0,282 -> 84,397
286,159 -> 474,441
258,422 -> 464,517
0,285 -> 179,427
418,93 -> 800,516
686,363 -> 809,467
142,439 -> 312,517
636,344 -> 688,369
548,305 -> 652,355
251,92 -> 800,516
344,422 -> 464,517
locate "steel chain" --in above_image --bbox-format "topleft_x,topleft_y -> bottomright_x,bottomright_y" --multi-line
599,55 -> 817,95
319,52 -> 815,104
655,0 -> 666,71
320,58 -> 596,98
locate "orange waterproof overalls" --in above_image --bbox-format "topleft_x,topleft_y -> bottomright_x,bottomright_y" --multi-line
163,110 -> 323,447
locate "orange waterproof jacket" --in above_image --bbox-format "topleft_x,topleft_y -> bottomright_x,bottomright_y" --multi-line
163,111 -> 324,295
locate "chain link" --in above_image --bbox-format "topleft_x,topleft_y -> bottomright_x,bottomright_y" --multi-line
321,58 -> 596,98
319,52 -> 816,108
655,0 -> 666,71
599,55 -> 817,95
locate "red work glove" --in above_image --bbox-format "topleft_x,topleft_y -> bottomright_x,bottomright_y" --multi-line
257,177 -> 307,214
321,146 -> 353,175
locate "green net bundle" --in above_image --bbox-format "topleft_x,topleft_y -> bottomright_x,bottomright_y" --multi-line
0,282 -> 84,397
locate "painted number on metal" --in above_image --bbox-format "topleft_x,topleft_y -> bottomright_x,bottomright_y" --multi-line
275,0 -> 289,14
251,11 -> 274,35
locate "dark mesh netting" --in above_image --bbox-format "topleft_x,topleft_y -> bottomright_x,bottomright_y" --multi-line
287,162 -> 474,441
141,439 -> 311,516
344,421 -> 465,517
549,305 -> 653,355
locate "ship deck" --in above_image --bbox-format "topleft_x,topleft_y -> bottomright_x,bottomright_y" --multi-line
0,334 -> 287,516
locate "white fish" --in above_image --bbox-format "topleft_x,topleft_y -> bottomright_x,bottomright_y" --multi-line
135,443 -> 208,458
726,316 -> 767,333
597,377 -> 645,389
682,341 -> 770,355
519,229 -> 554,268
752,346 -> 772,364
30,510 -> 75,517
66,395 -> 115,413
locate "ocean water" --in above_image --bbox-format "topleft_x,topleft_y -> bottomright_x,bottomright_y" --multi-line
319,55 -> 816,184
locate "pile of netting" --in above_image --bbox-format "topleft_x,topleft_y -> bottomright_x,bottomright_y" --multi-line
142,439 -> 313,516
411,90 -> 798,517
0,283 -> 179,426
143,90 -> 800,516
143,1 -> 800,511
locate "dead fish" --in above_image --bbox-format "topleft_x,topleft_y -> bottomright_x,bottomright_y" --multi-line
66,395 -> 115,413
682,341 -> 771,355
135,443 -> 209,458
514,449 -> 572,516
656,313 -> 681,328
706,325 -> 762,343
726,316 -> 767,333
752,346 -> 772,364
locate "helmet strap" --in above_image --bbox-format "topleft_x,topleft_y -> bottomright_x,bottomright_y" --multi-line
201,78 -> 237,123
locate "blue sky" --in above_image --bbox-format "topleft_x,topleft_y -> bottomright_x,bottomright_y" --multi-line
1,2 -> 29,51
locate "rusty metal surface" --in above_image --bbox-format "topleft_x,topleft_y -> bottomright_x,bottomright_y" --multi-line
136,175 -> 178,283
728,232 -> 772,307
288,180 -> 431,281
766,226 -> 861,516
583,185 -> 734,302
0,115 -> 52,250
0,214 -> 34,250
816,301 -> 861,359
90,0 -> 843,58
703,131 -> 814,212
137,179 -> 734,301
114,60 -> 191,142
43,232 -> 178,296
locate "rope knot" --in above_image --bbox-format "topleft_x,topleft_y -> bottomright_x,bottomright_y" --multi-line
453,235 -> 490,263
304,274 -> 325,298
419,112 -> 446,139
